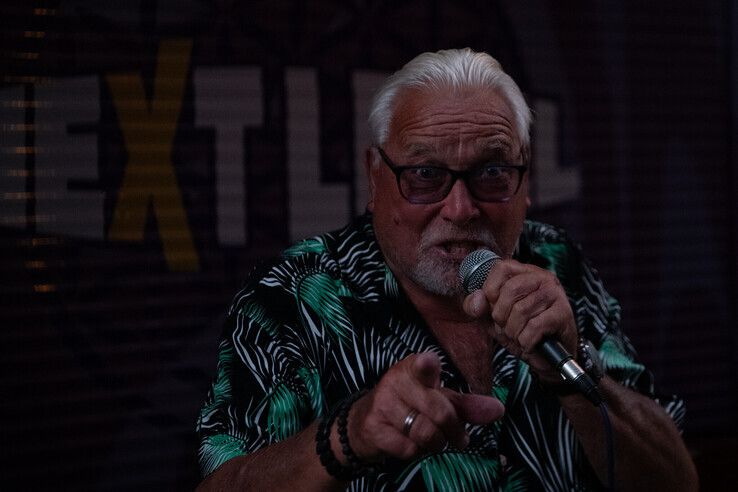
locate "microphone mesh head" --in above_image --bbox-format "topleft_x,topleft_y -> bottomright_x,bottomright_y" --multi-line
458,249 -> 501,294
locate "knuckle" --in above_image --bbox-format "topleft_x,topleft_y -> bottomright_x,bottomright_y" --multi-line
427,399 -> 455,424
415,424 -> 436,445
546,272 -> 563,290
437,405 -> 456,424
482,283 -> 498,302
510,301 -> 527,318
518,330 -> 536,352
543,269 -> 557,281
491,309 -> 506,328
526,316 -> 546,334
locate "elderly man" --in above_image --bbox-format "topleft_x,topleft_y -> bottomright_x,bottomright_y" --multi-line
196,49 -> 697,491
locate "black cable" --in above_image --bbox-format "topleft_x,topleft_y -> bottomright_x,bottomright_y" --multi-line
598,401 -> 615,492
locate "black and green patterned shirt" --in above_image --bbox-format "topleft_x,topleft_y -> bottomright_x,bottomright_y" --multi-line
196,213 -> 685,491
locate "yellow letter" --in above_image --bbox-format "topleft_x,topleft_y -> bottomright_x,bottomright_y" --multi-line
107,38 -> 199,272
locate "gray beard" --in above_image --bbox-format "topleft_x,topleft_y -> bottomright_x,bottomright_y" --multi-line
406,221 -> 499,298
409,253 -> 464,297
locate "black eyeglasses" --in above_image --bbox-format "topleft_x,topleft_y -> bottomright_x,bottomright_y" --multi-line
376,147 -> 528,205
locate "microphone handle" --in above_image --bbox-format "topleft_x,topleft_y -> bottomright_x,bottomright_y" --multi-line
538,337 -> 602,406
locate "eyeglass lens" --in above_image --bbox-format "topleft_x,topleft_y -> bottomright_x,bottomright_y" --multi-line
399,165 -> 520,204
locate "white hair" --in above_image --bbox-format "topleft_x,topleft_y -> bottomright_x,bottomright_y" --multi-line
368,48 -> 532,153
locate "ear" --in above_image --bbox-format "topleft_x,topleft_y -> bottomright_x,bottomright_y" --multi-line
364,148 -> 378,212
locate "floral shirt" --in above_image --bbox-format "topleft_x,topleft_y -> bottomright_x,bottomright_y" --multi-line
196,213 -> 685,491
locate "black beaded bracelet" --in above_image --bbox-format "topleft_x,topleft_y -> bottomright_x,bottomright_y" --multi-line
337,389 -> 374,473
315,389 -> 371,481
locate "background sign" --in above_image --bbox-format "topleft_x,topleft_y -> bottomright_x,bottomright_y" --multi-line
1,1 -> 736,489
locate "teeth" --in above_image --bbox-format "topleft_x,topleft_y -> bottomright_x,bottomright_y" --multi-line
443,242 -> 475,254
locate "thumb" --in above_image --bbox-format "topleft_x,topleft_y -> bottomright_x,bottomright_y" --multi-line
411,352 -> 442,389
462,290 -> 490,319
444,390 -> 505,424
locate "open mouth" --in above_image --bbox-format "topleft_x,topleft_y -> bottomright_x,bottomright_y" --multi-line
438,241 -> 486,257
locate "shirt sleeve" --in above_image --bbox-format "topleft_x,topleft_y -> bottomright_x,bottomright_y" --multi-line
526,222 -> 686,431
195,274 -> 320,477
561,236 -> 687,431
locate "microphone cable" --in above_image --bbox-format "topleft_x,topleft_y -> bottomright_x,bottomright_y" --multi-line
597,400 -> 615,492
577,373 -> 614,492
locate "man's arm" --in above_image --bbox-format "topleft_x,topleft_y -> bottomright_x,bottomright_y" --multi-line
197,353 -> 504,490
463,258 -> 698,491
196,421 -> 343,492
559,377 -> 698,491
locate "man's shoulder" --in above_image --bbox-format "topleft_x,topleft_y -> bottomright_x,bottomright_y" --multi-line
522,219 -> 572,245
520,219 -> 579,259
232,214 -> 386,310
282,213 -> 376,262
519,219 -> 591,281
279,214 -> 385,281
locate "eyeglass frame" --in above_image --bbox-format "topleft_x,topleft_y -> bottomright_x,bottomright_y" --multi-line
375,146 -> 528,205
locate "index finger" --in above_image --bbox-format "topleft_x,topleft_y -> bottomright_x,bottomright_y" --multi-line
482,259 -> 534,303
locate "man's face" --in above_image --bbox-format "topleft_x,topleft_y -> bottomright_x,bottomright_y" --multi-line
367,87 -> 530,298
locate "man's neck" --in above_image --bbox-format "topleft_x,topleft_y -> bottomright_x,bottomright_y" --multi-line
399,276 -> 471,326
398,276 -> 495,394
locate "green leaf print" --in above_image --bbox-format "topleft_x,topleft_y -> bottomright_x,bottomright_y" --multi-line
297,272 -> 353,344
199,433 -> 246,476
297,366 -> 325,415
600,334 -> 644,373
420,452 -> 500,492
283,237 -> 327,257
264,383 -> 304,441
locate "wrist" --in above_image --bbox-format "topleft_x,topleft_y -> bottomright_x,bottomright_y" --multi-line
316,389 -> 376,480
328,417 -> 348,465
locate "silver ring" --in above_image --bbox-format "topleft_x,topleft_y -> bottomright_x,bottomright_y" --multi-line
402,409 -> 420,436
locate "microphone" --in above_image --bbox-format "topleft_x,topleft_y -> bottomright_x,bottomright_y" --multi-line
459,249 -> 602,406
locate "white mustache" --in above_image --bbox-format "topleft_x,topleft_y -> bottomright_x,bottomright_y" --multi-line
418,223 -> 497,251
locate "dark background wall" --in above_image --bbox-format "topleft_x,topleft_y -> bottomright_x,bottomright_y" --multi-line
1,1 -> 735,490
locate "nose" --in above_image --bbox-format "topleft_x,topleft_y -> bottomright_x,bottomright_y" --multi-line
439,179 -> 481,224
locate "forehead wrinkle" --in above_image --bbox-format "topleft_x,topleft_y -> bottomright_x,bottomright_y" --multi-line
401,108 -> 503,130
404,142 -> 438,157
477,135 -> 514,152
399,105 -> 516,137
399,120 -> 512,147
398,131 -> 518,166
391,93 -> 520,161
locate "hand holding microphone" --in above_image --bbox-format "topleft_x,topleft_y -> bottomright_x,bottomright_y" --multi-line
459,250 -> 602,406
